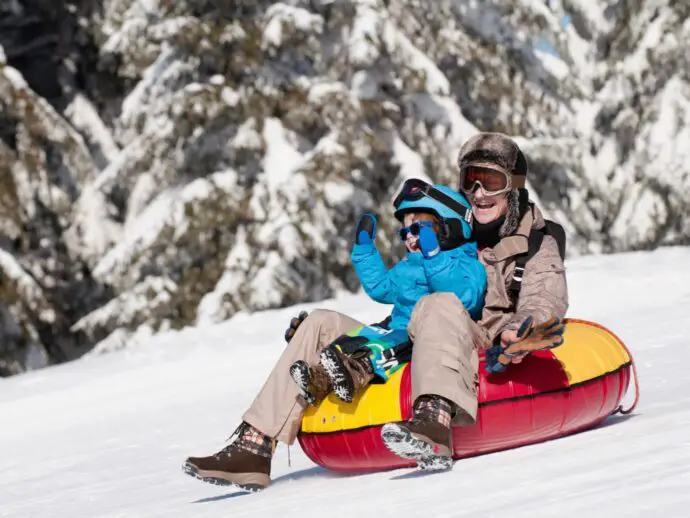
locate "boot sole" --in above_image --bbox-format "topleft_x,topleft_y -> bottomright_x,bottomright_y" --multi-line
319,347 -> 354,403
289,361 -> 316,405
182,461 -> 268,492
381,423 -> 453,471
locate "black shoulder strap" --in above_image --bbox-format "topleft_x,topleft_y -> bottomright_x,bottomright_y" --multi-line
544,220 -> 567,260
508,219 -> 566,305
508,229 -> 544,304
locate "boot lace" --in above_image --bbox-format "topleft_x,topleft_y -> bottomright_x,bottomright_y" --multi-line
217,422 -> 275,459
215,422 -> 249,457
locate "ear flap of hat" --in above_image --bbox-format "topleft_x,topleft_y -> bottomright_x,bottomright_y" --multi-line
498,189 -> 523,238
514,149 -> 528,177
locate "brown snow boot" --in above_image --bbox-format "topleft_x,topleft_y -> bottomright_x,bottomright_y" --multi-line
183,422 -> 274,492
381,395 -> 454,471
290,360 -> 331,405
319,347 -> 375,403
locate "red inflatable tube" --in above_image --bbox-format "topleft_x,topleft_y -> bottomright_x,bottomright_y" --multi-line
298,319 -> 635,472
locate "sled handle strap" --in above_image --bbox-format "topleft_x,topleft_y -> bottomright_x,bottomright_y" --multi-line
614,340 -> 640,415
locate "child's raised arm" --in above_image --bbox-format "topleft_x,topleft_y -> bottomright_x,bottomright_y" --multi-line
351,213 -> 396,305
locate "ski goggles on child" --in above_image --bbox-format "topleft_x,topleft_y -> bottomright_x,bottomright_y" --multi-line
459,165 -> 525,196
393,178 -> 472,224
398,220 -> 434,241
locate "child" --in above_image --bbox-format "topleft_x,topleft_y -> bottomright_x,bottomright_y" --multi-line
290,180 -> 487,404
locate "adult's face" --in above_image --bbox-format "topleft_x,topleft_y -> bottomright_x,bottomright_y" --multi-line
459,165 -> 513,224
468,187 -> 509,224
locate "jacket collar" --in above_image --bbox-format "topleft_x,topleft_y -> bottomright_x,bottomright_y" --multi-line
484,204 -> 546,262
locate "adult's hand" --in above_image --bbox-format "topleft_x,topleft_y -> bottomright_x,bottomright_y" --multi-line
486,316 -> 565,373
502,316 -> 565,362
499,328 -> 527,364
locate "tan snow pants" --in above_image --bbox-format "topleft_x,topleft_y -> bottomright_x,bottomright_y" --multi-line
243,293 -> 479,444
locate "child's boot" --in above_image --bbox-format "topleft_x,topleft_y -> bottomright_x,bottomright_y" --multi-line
289,360 -> 331,405
319,347 -> 375,403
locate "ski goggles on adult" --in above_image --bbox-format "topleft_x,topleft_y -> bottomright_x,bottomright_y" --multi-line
459,165 -> 525,196
393,178 -> 472,224
398,221 -> 434,241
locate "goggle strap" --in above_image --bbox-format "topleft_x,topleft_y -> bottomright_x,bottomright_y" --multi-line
422,187 -> 473,226
394,179 -> 473,226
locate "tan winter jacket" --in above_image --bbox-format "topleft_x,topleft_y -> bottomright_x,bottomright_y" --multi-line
475,205 -> 569,347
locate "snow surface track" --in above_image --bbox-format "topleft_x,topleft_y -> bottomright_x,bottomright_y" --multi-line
2,247 -> 689,517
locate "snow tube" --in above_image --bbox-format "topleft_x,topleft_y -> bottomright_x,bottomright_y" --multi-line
297,319 -> 635,472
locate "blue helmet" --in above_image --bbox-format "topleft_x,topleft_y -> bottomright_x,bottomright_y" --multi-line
394,181 -> 473,244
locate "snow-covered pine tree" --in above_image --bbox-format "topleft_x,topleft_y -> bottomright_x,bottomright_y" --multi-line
544,0 -> 690,252
1,0 -> 688,373
0,39 -> 117,374
585,0 -> 689,251
68,0 -> 585,353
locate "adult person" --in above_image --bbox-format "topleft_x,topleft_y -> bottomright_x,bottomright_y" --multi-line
379,132 -> 568,468
183,132 -> 568,489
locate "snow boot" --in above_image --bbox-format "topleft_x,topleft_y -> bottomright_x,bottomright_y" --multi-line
183,422 -> 274,492
381,395 -> 454,471
289,360 -> 331,405
319,347 -> 375,403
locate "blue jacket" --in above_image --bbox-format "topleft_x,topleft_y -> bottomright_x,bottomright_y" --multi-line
351,242 -> 487,330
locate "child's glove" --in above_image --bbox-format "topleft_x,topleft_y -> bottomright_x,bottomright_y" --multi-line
284,310 -> 309,343
418,223 -> 441,258
485,316 -> 565,373
355,213 -> 377,246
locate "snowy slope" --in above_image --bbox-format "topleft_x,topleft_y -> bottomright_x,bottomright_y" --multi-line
2,247 -> 690,518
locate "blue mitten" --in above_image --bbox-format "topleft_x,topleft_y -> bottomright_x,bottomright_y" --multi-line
418,223 -> 441,258
355,213 -> 377,246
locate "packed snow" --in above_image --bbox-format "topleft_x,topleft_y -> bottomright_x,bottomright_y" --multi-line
2,246 -> 690,517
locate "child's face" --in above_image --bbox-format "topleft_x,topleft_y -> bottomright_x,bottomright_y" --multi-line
402,213 -> 422,253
